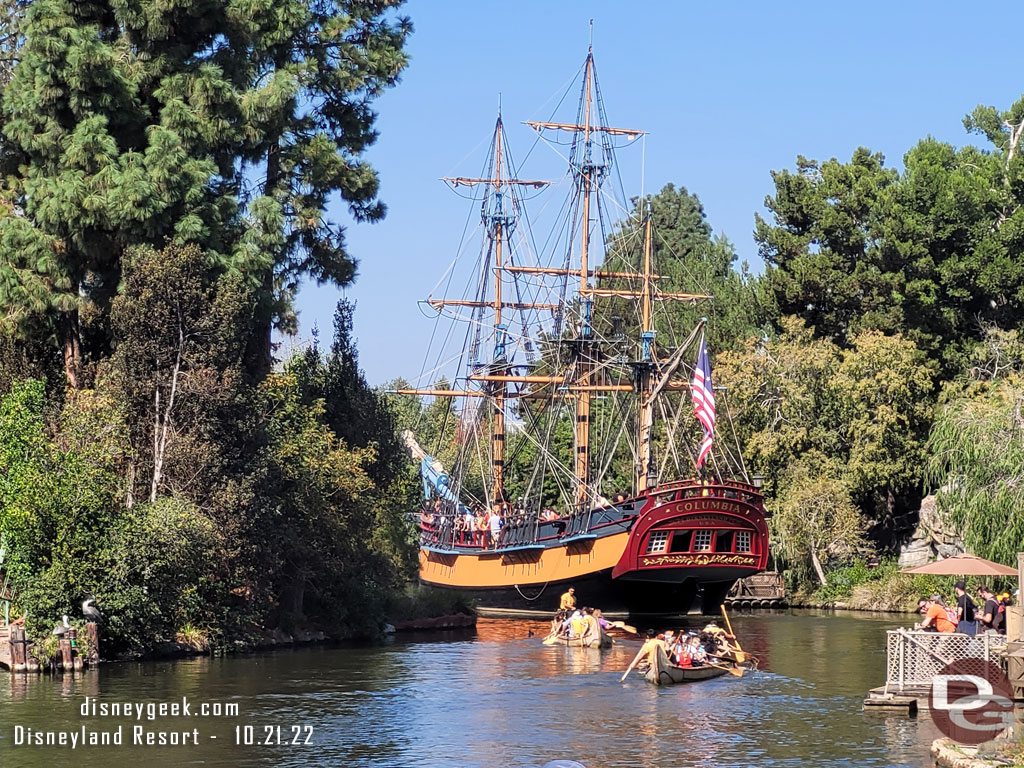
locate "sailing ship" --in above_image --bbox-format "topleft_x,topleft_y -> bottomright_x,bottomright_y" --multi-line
392,47 -> 770,616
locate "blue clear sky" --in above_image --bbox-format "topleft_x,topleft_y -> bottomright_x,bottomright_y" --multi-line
292,1 -> 1024,385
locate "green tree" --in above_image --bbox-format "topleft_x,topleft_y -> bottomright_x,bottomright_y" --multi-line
758,105 -> 1024,382
106,243 -> 255,507
831,329 -> 934,521
716,317 -> 933,583
772,459 -> 864,587
0,380 -> 128,636
926,330 -> 1024,565
0,1 -> 25,92
602,183 -> 769,354
755,148 -> 901,346
99,497 -> 221,655
0,0 -> 411,385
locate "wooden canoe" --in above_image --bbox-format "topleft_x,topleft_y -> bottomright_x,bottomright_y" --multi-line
543,628 -> 613,648
641,645 -> 730,686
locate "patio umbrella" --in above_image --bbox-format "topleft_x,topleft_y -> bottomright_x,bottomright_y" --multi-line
900,553 -> 1017,576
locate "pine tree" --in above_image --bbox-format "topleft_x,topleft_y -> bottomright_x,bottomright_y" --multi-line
0,1 -> 410,386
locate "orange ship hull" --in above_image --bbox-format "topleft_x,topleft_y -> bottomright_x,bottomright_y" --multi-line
418,479 -> 770,615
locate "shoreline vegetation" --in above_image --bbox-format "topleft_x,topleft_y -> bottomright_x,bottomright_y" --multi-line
3,1 -> 1024,664
789,558 -> 956,614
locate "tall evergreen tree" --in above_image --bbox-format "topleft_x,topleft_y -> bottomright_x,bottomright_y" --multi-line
0,0 -> 410,386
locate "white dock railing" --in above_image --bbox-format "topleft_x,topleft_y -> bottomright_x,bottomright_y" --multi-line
885,629 -> 1007,692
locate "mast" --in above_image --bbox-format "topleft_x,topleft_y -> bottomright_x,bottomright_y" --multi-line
492,120 -> 506,503
528,48 -> 646,509
397,48 -> 713,518
575,49 -> 595,509
637,206 -> 655,493
435,115 -> 550,507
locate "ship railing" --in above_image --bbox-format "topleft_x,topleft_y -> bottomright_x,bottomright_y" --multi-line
419,505 -> 638,553
884,628 -> 1007,693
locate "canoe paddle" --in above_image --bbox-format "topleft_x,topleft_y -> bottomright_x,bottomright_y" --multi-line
620,643 -> 649,681
608,620 -> 637,634
720,604 -> 747,664
706,661 -> 744,678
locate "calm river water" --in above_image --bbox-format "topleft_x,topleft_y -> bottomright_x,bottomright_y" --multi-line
0,610 -> 940,767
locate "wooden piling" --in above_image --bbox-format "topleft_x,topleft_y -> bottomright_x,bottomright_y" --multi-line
86,621 -> 100,663
10,626 -> 27,672
59,636 -> 73,671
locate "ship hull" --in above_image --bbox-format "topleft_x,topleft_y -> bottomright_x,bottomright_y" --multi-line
418,479 -> 770,616
422,568 -> 731,616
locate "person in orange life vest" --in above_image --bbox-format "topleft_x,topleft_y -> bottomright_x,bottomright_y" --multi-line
674,633 -> 692,667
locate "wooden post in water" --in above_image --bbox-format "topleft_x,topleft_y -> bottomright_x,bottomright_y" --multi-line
59,636 -> 73,671
86,622 -> 100,664
10,626 -> 27,672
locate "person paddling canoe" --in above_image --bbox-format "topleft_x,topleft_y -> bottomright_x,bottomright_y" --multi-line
620,630 -> 668,681
559,587 -> 576,611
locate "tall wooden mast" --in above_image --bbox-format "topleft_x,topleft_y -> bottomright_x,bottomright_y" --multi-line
491,120 -> 507,503
435,115 -> 549,506
637,207 -> 655,493
575,50 -> 596,509
528,48 -> 646,508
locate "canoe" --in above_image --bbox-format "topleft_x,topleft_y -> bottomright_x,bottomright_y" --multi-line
642,645 -> 730,686
543,628 -> 613,648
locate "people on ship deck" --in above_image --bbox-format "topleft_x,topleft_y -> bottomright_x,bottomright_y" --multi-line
486,503 -> 502,549
559,588 -> 577,611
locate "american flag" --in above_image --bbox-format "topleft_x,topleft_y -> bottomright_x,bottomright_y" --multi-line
691,336 -> 716,470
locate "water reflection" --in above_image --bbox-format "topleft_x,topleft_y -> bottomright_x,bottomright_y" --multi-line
0,611 -> 937,768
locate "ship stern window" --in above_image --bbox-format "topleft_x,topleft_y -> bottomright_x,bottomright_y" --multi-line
645,531 -> 669,554
693,529 -> 712,551
669,530 -> 692,553
735,530 -> 752,553
716,530 -> 734,553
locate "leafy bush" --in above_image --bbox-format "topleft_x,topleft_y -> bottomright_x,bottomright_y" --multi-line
809,556 -> 958,611
97,497 -> 222,656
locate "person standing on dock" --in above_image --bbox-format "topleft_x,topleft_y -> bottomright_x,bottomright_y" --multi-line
978,586 -> 1000,632
954,581 -> 976,635
559,588 -> 576,611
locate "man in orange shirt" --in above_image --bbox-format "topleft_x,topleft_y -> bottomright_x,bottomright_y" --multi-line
919,595 -> 956,633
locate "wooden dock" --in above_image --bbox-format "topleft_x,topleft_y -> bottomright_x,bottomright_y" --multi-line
725,571 -> 786,608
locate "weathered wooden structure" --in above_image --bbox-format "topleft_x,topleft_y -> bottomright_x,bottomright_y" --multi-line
725,571 -> 786,608
1,621 -> 100,673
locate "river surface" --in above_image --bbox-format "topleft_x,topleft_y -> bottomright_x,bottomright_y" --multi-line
0,610 -> 940,767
